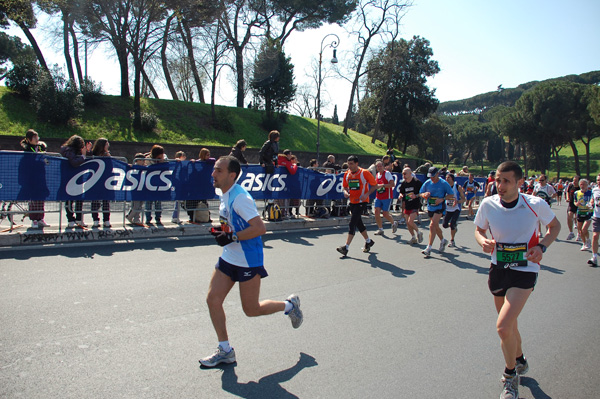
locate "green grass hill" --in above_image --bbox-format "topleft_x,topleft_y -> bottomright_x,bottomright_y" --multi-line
0,86 -> 392,157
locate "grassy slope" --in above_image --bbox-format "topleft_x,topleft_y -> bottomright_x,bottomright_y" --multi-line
0,86 -> 390,156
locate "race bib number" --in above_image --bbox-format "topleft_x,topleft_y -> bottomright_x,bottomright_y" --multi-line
496,242 -> 528,268
428,197 -> 438,206
348,179 -> 360,190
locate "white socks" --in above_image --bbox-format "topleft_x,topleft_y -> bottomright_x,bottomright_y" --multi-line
219,340 -> 231,352
284,300 -> 293,314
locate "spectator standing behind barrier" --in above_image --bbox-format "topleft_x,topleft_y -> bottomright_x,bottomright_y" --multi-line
145,145 -> 166,225
322,155 -> 341,172
126,153 -> 147,225
20,129 -> 50,229
258,130 -> 279,173
305,159 -> 322,217
90,138 -> 112,228
186,148 -> 214,223
277,149 -> 299,218
229,140 -> 248,164
171,151 -> 186,223
60,135 -> 86,228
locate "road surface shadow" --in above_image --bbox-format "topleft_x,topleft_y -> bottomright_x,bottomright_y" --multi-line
436,251 -> 489,274
214,352 -> 318,399
521,376 -> 553,399
341,252 -> 415,278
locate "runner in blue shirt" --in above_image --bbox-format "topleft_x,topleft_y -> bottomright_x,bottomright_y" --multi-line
419,167 -> 455,257
199,156 -> 303,368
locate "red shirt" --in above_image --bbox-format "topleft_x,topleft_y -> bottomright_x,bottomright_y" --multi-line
376,170 -> 394,200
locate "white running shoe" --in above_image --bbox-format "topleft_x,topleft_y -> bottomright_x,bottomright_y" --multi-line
374,229 -> 384,236
566,232 -> 575,240
199,346 -> 236,367
37,219 -> 49,227
31,220 -> 39,229
103,221 -> 111,228
286,294 -> 303,328
439,238 -> 449,252
92,221 -> 100,228
417,231 -> 424,243
76,221 -> 88,228
448,240 -> 455,248
392,221 -> 398,233
500,373 -> 519,399
68,221 -> 76,228
171,218 -> 181,224
408,236 -> 418,245
422,247 -> 431,257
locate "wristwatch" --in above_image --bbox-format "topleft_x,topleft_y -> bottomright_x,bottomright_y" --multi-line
232,233 -> 239,242
536,243 -> 547,253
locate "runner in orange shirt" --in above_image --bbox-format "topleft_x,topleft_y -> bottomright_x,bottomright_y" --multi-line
336,155 -> 381,256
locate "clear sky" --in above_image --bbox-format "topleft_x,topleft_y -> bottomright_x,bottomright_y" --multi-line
4,0 -> 600,118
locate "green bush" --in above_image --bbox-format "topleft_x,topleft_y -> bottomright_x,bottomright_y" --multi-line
139,111 -> 159,132
210,109 -> 234,135
31,68 -> 83,125
80,78 -> 103,107
5,60 -> 41,99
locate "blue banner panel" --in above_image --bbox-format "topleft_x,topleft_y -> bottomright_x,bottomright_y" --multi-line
0,152 -> 487,201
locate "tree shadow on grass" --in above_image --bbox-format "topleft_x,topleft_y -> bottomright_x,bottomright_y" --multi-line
209,352 -> 318,399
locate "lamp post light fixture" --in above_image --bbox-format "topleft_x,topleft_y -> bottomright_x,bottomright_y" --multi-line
317,33 -> 340,163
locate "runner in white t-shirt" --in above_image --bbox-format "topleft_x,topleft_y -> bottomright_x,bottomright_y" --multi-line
474,161 -> 561,399
588,175 -> 600,267
199,156 -> 303,368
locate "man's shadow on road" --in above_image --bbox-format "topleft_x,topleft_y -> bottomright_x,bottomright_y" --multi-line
521,376 -> 552,399
341,252 -> 415,279
211,352 -> 318,399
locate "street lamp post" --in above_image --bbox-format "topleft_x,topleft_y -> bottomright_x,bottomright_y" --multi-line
317,34 -> 340,163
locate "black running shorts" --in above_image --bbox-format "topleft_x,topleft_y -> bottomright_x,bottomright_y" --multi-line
488,264 -> 537,297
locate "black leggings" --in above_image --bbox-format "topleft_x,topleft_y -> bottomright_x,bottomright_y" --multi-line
348,202 -> 367,235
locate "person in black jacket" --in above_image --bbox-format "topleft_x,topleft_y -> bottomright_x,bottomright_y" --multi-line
258,130 -> 280,172
20,129 -> 49,228
60,135 -> 86,228
229,139 -> 248,164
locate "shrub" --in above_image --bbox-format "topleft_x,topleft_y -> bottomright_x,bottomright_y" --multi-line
210,109 -> 234,135
80,78 -> 103,106
5,60 -> 41,99
139,111 -> 159,132
30,67 -> 83,125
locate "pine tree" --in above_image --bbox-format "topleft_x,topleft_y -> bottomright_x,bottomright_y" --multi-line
332,105 -> 339,125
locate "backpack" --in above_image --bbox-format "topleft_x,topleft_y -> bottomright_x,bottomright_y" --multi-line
192,201 -> 211,223
263,202 -> 282,221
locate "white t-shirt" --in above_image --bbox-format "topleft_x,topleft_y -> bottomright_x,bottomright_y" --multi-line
533,183 -> 556,203
219,184 -> 263,268
474,194 -> 556,273
592,187 -> 600,219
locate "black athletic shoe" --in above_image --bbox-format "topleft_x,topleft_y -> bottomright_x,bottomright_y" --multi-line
362,239 -> 375,253
336,245 -> 348,256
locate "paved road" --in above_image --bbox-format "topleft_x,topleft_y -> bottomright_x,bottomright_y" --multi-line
1,202 -> 599,398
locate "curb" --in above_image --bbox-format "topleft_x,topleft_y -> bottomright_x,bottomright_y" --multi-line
0,208 -> 476,248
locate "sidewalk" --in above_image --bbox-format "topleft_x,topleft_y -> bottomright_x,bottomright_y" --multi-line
0,208 -> 477,248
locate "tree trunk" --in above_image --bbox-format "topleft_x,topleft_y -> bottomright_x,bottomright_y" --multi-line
68,24 -> 84,86
133,61 -> 142,128
583,138 -> 591,180
523,146 -> 528,177
63,18 -> 75,82
180,20 -> 205,103
18,22 -> 48,72
568,139 -> 581,176
234,46 -> 244,108
343,37 -> 371,135
372,84 -> 390,144
116,44 -> 130,98
161,14 -> 179,101
141,67 -> 159,99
